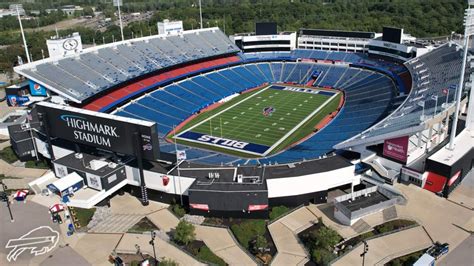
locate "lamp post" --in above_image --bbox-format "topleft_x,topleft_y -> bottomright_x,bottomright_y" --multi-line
135,244 -> 145,260
360,240 -> 368,266
149,231 -> 157,265
0,181 -> 14,222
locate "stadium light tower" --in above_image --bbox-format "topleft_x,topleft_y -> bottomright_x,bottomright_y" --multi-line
448,4 -> 474,149
199,0 -> 203,29
16,5 -> 31,63
114,0 -> 125,41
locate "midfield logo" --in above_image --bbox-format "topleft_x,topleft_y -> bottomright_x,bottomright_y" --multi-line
262,106 -> 275,117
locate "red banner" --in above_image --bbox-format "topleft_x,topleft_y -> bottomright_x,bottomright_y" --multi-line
189,204 -> 209,211
248,204 -> 268,211
383,136 -> 409,163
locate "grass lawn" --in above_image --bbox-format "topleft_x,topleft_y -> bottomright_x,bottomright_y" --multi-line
72,207 -> 96,227
269,205 -> 290,221
195,246 -> 226,266
387,249 -> 426,266
230,219 -> 267,249
127,217 -> 158,233
172,85 -> 340,157
0,147 -> 18,163
25,160 -> 49,169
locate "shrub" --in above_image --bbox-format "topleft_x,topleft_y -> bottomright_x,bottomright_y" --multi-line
159,258 -> 179,266
174,220 -> 196,246
172,204 -> 186,218
312,248 -> 336,266
310,226 -> 341,251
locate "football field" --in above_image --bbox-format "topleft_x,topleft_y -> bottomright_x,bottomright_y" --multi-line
173,85 -> 341,157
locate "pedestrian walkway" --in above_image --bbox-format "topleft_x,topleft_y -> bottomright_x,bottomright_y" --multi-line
146,208 -> 180,233
195,225 -> 257,266
268,206 -> 319,265
71,233 -> 123,266
0,159 -> 48,179
333,226 -> 432,266
115,233 -> 205,266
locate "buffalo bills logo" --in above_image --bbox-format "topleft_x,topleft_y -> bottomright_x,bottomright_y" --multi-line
143,143 -> 153,151
262,106 -> 275,117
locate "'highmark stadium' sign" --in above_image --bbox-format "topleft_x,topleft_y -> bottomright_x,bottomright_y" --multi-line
62,115 -> 119,148
36,102 -> 160,161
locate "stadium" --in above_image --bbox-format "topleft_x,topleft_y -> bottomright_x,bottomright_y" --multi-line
4,15 -> 473,219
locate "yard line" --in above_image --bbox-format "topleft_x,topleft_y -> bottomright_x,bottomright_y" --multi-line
175,87 -> 270,137
262,91 -> 340,156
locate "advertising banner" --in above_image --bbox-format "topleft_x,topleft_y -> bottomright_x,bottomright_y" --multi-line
36,102 -> 160,161
29,81 -> 48,96
383,136 -> 409,163
7,95 -> 29,107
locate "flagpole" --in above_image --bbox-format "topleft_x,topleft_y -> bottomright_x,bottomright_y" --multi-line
17,6 -> 30,63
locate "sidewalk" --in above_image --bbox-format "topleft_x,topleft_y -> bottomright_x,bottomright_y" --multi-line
333,226 -> 432,266
268,206 -> 319,265
0,159 -> 48,180
195,225 -> 257,266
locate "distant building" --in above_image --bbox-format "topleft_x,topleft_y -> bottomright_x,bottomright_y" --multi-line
157,19 -> 184,35
46,32 -> 83,58
60,5 -> 84,16
0,4 -> 25,18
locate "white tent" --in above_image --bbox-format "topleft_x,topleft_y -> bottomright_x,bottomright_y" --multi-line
48,172 -> 84,195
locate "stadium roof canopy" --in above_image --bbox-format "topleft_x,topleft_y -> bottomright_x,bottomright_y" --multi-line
335,43 -> 465,149
14,28 -> 240,103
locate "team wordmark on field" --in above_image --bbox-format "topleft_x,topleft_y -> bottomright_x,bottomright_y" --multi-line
175,131 -> 270,156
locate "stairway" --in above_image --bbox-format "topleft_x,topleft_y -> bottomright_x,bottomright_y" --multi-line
87,207 -> 143,233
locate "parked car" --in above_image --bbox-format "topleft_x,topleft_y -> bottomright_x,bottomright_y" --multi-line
427,242 -> 449,260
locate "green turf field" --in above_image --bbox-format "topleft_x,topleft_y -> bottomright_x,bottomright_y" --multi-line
173,85 -> 341,157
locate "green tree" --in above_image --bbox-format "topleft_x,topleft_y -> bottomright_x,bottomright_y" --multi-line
310,226 -> 341,251
255,235 -> 268,250
83,7 -> 94,17
173,220 -> 196,246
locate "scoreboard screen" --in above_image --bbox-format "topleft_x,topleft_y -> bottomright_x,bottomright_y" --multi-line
256,22 -> 277,35
382,27 -> 403,44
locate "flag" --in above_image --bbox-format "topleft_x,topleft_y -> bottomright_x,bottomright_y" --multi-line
442,88 -> 448,95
